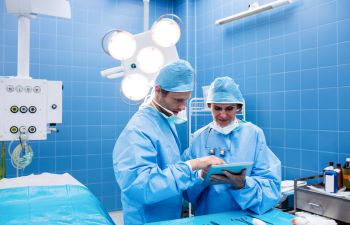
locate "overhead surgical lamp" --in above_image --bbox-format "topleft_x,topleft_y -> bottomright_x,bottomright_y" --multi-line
151,14 -> 182,48
101,14 -> 182,101
137,47 -> 165,74
121,73 -> 151,101
103,30 -> 137,61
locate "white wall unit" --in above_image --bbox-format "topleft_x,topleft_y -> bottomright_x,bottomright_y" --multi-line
0,77 -> 62,141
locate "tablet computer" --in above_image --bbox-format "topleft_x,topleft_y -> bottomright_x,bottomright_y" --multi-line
204,161 -> 253,184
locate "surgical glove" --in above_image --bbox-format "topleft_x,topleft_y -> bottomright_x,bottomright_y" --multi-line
200,167 -> 210,179
188,156 -> 225,171
210,168 -> 247,189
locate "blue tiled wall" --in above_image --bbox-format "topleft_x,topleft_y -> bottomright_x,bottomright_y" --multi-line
174,0 -> 196,150
1,0 -> 350,212
0,0 -> 174,211
192,0 -> 350,180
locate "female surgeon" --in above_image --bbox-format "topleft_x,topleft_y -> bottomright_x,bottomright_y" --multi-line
182,76 -> 281,215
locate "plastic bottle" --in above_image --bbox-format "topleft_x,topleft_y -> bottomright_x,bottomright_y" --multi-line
323,162 -> 334,184
343,158 -> 350,190
325,170 -> 338,193
335,163 -> 343,189
326,162 -> 334,170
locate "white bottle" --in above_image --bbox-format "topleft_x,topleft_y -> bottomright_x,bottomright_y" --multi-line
323,162 -> 334,184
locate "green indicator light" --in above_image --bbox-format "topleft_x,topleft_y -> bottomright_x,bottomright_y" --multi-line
131,63 -> 137,69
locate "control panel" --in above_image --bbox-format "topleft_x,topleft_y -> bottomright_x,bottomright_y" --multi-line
0,77 -> 62,141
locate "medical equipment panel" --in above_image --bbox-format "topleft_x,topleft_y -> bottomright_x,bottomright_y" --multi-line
0,77 -> 62,141
47,81 -> 63,124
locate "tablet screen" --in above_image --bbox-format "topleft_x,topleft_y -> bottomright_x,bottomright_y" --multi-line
204,162 -> 253,184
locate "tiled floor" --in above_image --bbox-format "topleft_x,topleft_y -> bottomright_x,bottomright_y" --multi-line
109,211 -> 124,225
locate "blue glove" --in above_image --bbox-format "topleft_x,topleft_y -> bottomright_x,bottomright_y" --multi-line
210,168 -> 247,189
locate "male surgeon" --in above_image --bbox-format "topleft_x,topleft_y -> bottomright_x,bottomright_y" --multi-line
113,60 -> 224,225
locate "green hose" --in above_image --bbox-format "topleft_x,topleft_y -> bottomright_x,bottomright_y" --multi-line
0,141 -> 6,179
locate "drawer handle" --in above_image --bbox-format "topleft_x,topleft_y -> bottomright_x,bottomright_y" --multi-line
308,202 -> 320,207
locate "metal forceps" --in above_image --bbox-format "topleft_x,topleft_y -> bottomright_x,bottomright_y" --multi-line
232,217 -> 253,225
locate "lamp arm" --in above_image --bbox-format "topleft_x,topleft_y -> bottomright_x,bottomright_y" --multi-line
100,66 -> 125,79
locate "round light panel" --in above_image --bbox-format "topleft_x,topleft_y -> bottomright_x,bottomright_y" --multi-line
107,30 -> 136,60
121,73 -> 150,101
151,17 -> 181,47
136,47 -> 165,74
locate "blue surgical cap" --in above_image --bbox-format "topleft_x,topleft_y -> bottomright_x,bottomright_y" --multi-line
155,60 -> 194,92
206,76 -> 244,104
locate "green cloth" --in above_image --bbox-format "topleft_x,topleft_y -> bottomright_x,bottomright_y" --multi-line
0,142 -> 6,179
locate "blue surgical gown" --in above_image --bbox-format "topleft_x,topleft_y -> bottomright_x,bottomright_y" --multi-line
113,105 -> 199,225
182,122 -> 281,215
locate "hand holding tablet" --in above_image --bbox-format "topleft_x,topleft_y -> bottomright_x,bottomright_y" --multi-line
204,162 -> 253,187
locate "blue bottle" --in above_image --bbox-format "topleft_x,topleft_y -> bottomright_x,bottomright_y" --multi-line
324,170 -> 338,193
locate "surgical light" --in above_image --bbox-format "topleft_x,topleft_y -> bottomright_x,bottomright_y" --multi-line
151,14 -> 182,47
100,14 -> 182,101
103,30 -> 136,60
121,74 -> 150,101
137,47 -> 165,74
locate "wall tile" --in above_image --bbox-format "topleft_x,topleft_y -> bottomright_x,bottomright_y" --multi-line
2,0 -> 350,211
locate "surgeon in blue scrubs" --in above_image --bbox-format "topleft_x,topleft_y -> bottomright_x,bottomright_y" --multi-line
182,76 -> 281,215
113,60 -> 224,225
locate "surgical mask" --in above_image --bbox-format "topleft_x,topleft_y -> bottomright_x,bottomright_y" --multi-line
209,119 -> 240,135
152,100 -> 187,124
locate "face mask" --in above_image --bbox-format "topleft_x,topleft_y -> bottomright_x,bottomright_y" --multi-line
209,119 -> 240,135
152,100 -> 187,125
171,109 -> 187,124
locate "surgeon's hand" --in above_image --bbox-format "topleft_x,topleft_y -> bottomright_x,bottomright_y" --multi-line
210,168 -> 247,189
201,167 -> 210,179
188,156 -> 224,171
